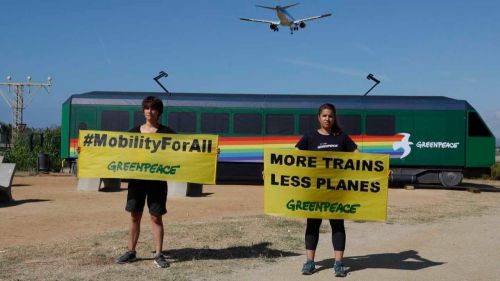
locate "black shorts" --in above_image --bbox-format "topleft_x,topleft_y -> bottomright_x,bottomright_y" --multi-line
125,180 -> 168,216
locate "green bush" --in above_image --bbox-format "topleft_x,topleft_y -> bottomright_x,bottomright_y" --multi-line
491,163 -> 500,180
4,127 -> 61,172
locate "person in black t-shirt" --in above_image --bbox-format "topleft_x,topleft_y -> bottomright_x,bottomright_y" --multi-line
116,96 -> 174,268
296,103 -> 358,277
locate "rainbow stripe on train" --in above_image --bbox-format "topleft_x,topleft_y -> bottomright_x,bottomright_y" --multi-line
218,134 -> 408,162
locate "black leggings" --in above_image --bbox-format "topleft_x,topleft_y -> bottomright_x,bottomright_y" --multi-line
305,218 -> 346,251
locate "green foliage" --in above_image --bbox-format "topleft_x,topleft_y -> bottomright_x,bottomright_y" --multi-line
491,163 -> 500,180
4,127 -> 61,172
4,134 -> 34,171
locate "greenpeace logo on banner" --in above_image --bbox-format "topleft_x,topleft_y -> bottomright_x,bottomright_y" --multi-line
107,161 -> 180,175
415,141 -> 460,149
286,200 -> 361,214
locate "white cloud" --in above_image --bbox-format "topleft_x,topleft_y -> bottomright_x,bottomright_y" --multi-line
353,43 -> 375,55
462,77 -> 478,83
282,58 -> 390,80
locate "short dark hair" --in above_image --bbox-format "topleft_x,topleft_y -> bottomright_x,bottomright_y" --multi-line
318,103 -> 342,134
142,96 -> 164,117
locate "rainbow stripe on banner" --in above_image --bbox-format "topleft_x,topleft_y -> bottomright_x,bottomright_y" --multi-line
70,133 -> 409,161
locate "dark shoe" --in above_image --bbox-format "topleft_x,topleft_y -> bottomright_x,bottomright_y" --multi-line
154,254 -> 170,268
116,250 -> 136,264
334,261 -> 347,277
301,260 -> 316,275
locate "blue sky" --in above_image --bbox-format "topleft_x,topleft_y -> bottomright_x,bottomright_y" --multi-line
1,0 -> 499,138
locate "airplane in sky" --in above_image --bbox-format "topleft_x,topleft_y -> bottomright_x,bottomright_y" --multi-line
240,3 -> 332,34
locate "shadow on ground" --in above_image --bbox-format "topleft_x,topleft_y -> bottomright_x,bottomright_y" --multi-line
159,242 -> 300,263
0,199 -> 51,208
99,187 -> 127,193
390,182 -> 500,193
11,184 -> 31,187
191,192 -> 214,197
316,250 -> 444,273
415,182 -> 499,193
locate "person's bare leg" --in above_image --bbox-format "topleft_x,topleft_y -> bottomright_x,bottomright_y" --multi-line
335,250 -> 344,262
151,215 -> 164,255
306,249 -> 316,261
128,212 -> 142,251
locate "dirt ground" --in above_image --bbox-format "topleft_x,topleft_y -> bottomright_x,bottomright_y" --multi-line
0,175 -> 264,247
1,175 -> 500,280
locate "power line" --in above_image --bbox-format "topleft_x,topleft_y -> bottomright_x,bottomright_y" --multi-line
0,75 -> 52,138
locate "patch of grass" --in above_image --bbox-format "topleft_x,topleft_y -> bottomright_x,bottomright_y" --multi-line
387,190 -> 500,225
491,163 -> 500,180
0,215 -> 304,281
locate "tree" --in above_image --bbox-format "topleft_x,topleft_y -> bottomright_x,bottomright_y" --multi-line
4,126 -> 61,172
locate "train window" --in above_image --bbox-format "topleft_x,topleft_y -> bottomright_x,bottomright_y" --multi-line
468,112 -> 492,136
366,115 -> 395,136
299,114 -> 317,134
78,122 -> 88,131
74,122 -> 88,138
133,111 -> 145,128
168,112 -> 197,133
266,114 -> 294,135
234,113 -> 262,134
338,115 -> 362,135
101,111 -> 130,132
201,113 -> 229,134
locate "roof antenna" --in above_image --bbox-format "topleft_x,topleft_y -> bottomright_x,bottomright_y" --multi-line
153,71 -> 170,95
363,73 -> 380,96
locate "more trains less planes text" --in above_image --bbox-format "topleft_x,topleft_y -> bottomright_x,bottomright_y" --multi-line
240,3 -> 332,34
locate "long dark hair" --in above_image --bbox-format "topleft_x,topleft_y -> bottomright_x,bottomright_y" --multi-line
318,103 -> 342,135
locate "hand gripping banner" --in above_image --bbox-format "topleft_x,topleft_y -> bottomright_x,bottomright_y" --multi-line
264,148 -> 389,221
78,130 -> 218,184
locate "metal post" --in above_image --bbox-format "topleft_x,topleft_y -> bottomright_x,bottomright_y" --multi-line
363,73 -> 380,96
153,71 -> 170,95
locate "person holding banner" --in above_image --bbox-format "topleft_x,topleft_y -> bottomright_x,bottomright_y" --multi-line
115,96 -> 175,268
296,103 -> 358,277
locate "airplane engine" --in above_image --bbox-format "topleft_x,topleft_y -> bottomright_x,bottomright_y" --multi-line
270,24 -> 279,31
299,22 -> 306,28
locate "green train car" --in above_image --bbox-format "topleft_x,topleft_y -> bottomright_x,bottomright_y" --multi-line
61,91 -> 496,187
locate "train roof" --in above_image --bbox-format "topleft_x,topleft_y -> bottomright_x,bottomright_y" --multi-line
64,91 -> 474,111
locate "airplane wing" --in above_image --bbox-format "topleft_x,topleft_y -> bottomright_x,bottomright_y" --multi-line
240,18 -> 279,25
294,13 -> 332,23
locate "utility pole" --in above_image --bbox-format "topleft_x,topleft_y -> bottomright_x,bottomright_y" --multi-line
0,75 -> 52,140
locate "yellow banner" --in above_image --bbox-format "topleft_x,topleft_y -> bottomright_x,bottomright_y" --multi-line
264,149 -> 389,221
78,130 -> 218,184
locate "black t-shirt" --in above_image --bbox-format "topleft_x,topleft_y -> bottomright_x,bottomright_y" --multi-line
295,130 -> 357,152
128,124 -> 175,134
128,124 -> 176,188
